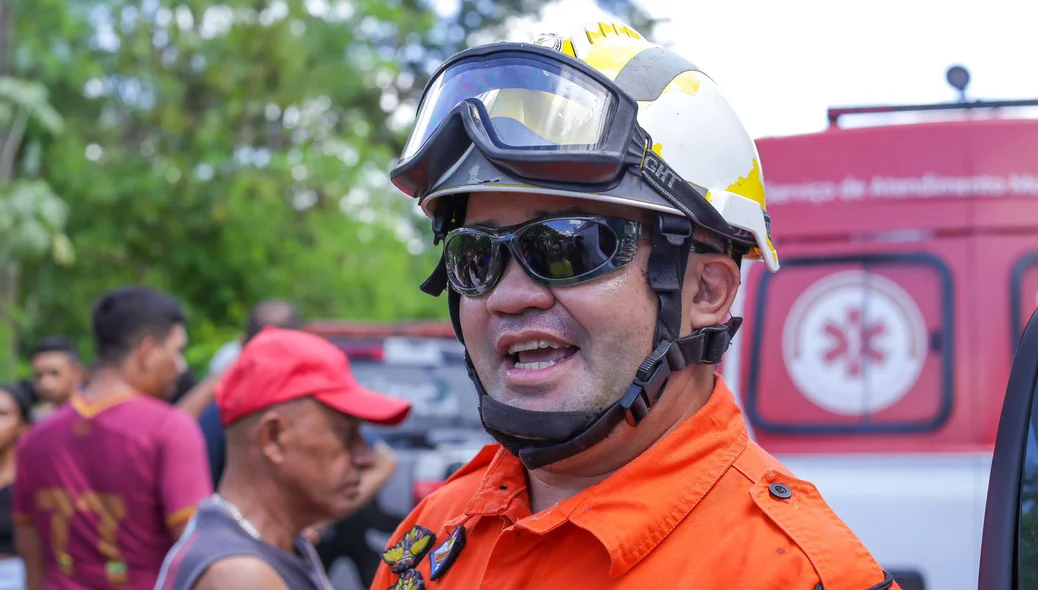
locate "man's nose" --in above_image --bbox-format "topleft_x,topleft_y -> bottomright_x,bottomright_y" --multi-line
485,254 -> 555,316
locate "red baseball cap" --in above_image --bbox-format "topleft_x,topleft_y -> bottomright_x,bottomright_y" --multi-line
215,327 -> 412,427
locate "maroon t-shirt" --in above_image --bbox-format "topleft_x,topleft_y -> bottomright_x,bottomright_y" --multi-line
14,393 -> 213,589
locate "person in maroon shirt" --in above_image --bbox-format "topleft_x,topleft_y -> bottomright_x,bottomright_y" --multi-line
14,285 -> 213,590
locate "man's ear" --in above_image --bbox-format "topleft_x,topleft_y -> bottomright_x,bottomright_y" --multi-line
257,411 -> 291,465
683,253 -> 741,332
133,335 -> 158,370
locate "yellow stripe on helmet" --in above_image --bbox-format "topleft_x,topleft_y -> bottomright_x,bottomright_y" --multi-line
660,70 -> 702,97
725,158 -> 767,211
580,22 -> 653,81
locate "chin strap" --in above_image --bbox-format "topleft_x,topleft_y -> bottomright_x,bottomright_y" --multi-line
420,204 -> 742,470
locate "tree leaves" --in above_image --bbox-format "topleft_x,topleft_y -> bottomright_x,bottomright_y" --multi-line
0,70 -> 72,376
0,180 -> 73,263
0,78 -> 64,135
7,0 -> 654,372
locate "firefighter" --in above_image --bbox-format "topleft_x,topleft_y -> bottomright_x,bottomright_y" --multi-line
372,22 -> 899,590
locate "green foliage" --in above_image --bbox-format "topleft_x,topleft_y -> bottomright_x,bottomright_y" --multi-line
0,72 -> 73,378
6,0 -> 653,375
0,77 -> 65,135
0,181 -> 73,265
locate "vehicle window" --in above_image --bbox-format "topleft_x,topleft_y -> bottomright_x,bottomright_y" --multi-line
744,253 -> 953,434
1018,376 -> 1038,587
350,358 -> 485,440
1012,252 -> 1038,349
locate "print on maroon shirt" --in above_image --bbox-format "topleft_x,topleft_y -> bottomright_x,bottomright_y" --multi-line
14,393 -> 212,590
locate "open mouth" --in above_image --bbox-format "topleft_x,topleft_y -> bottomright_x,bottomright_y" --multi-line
506,338 -> 579,371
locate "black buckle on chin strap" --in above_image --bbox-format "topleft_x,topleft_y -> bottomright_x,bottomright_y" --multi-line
671,317 -> 743,367
699,323 -> 735,363
620,340 -> 673,427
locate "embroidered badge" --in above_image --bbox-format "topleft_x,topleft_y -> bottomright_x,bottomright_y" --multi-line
382,525 -> 436,573
428,525 -> 467,581
388,568 -> 426,590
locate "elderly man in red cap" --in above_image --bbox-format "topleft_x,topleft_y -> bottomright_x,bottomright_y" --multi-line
155,327 -> 412,590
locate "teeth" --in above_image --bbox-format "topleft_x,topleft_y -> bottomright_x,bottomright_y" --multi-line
507,339 -> 566,355
514,360 -> 558,370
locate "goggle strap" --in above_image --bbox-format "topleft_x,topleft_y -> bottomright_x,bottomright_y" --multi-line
639,150 -> 733,239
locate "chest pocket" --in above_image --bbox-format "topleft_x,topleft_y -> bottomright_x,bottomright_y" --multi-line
751,470 -> 893,590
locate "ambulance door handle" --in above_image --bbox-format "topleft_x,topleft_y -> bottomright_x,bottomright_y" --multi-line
929,331 -> 943,352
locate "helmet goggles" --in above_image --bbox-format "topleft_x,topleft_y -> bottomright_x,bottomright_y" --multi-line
390,43 -> 737,243
392,42 -> 644,197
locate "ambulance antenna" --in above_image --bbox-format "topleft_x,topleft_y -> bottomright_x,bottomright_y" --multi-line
946,65 -> 970,103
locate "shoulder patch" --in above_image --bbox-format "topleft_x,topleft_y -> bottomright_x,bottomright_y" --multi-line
751,469 -> 892,590
429,524 -> 467,581
388,568 -> 426,590
381,525 -> 436,573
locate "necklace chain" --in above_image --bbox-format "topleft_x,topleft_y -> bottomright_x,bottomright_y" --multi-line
208,494 -> 334,590
211,494 -> 263,541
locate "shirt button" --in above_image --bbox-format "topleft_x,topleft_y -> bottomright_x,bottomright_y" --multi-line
769,482 -> 793,500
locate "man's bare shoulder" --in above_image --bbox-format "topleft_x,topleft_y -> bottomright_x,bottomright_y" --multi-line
192,556 -> 289,590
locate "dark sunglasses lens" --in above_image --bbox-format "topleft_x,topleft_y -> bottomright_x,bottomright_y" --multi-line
445,232 -> 497,292
517,219 -> 619,280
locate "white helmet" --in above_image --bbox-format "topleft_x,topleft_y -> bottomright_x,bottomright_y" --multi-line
398,21 -> 779,272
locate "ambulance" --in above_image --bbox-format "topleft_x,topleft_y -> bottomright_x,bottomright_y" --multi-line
724,98 -> 1038,590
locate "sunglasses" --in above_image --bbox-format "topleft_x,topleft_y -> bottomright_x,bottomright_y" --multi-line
443,215 -> 644,297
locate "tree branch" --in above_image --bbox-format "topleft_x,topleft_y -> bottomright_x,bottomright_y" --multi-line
0,0 -> 11,77
0,107 -> 28,182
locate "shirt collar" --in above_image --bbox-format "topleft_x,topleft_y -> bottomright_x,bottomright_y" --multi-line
460,375 -> 749,576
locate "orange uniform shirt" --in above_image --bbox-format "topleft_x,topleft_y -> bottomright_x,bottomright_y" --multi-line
373,376 -> 899,590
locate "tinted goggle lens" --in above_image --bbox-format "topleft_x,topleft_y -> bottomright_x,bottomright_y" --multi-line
444,217 -> 637,295
401,53 -> 615,163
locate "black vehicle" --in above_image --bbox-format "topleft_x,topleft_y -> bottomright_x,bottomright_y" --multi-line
980,306 -> 1038,588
